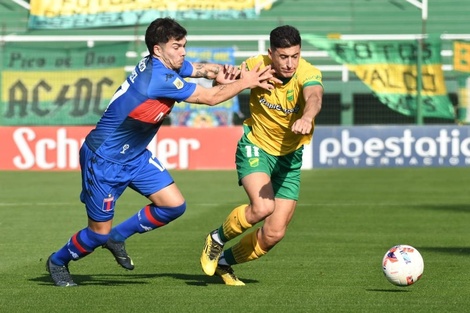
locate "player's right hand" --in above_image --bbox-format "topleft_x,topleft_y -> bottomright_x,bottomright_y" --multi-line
240,62 -> 282,90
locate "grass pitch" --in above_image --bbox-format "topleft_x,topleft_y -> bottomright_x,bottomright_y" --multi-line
0,167 -> 469,312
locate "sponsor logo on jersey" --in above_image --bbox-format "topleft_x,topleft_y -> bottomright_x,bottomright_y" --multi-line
259,97 -> 300,114
120,144 -> 130,154
173,78 -> 184,89
287,90 -> 294,101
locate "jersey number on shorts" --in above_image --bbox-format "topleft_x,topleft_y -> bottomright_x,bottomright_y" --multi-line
149,155 -> 166,172
245,145 -> 260,157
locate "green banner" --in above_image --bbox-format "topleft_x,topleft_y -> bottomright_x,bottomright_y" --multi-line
304,35 -> 455,119
29,0 -> 278,29
1,43 -> 128,125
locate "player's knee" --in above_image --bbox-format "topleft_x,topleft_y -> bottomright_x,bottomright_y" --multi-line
85,227 -> 109,247
250,201 -> 275,220
260,227 -> 285,248
153,201 -> 186,223
170,201 -> 186,220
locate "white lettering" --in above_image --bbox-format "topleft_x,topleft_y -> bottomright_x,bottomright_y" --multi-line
449,157 -> 459,165
342,131 -> 363,158
436,129 -> 451,156
401,130 -> 416,157
318,128 -> 470,167
380,157 -> 389,165
157,139 -> 179,169
415,137 -> 436,157
154,138 -> 201,170
384,137 -> 401,157
12,128 -> 84,170
178,138 -> 201,169
57,129 -> 80,169
319,138 -> 340,164
451,130 -> 460,156
36,138 -> 56,169
461,137 -> 470,156
364,138 -> 383,157
13,128 -> 36,169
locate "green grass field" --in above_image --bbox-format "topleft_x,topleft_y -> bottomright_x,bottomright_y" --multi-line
0,168 -> 469,312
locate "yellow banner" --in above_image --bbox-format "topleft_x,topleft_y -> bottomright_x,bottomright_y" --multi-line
31,0 -> 262,16
2,68 -> 122,102
348,64 -> 447,95
454,41 -> 470,73
1,68 -> 124,125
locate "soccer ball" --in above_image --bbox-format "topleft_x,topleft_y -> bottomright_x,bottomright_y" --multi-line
382,245 -> 424,286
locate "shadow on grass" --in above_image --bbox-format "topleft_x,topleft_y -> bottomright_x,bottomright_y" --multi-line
366,288 -> 410,293
417,247 -> 470,255
30,272 -> 258,287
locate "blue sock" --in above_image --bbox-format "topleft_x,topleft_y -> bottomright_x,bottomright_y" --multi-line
52,228 -> 109,266
110,203 -> 186,241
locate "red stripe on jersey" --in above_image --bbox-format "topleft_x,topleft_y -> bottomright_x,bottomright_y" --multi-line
144,205 -> 166,227
128,98 -> 175,124
72,232 -> 88,253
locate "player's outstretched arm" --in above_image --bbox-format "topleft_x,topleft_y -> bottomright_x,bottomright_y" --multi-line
184,62 -> 280,106
190,62 -> 242,85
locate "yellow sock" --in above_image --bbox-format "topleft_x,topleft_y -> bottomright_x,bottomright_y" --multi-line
220,204 -> 252,241
228,228 -> 268,264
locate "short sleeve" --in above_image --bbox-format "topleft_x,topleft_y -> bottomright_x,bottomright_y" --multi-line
178,60 -> 194,77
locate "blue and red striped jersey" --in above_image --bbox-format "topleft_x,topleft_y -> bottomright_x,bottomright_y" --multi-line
85,55 -> 196,163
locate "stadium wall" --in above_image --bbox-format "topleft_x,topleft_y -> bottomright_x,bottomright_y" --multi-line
1,125 -> 469,171
1,1 -> 470,171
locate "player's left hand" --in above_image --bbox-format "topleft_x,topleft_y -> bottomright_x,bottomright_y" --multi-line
291,117 -> 313,135
215,64 -> 242,84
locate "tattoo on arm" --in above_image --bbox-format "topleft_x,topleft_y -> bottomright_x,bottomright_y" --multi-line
194,63 -> 220,78
211,66 -> 220,75
195,70 -> 208,78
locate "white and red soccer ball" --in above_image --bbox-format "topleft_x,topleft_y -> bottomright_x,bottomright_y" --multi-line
382,245 -> 424,286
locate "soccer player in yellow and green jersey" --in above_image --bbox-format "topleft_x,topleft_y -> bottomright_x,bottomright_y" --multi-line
201,25 -> 324,285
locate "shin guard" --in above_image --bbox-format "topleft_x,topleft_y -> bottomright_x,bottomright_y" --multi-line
225,228 -> 267,265
220,204 -> 252,242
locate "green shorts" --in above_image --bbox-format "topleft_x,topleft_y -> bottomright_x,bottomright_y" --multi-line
235,127 -> 303,200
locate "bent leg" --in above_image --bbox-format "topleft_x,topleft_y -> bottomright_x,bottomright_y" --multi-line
258,197 -> 297,251
218,172 -> 275,242
52,226 -> 110,266
109,183 -> 186,241
223,198 -> 296,266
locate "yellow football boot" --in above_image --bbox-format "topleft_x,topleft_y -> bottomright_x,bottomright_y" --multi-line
200,230 -> 224,276
215,265 -> 245,286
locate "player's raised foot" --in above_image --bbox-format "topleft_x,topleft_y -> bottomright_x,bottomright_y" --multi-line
200,230 -> 224,276
215,265 -> 245,286
46,253 -> 77,287
102,238 -> 135,270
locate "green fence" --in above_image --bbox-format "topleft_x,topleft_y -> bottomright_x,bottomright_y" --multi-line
1,0 -> 470,126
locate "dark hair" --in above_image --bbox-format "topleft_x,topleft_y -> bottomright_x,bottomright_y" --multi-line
270,25 -> 301,49
145,17 -> 187,53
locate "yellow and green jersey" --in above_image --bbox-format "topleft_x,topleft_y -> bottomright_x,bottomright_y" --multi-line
244,55 -> 323,156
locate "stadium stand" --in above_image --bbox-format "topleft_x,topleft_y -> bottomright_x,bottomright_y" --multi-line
2,1 -> 468,36
1,0 -> 469,125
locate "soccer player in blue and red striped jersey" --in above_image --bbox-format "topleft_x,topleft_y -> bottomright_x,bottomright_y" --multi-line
46,17 -> 279,287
